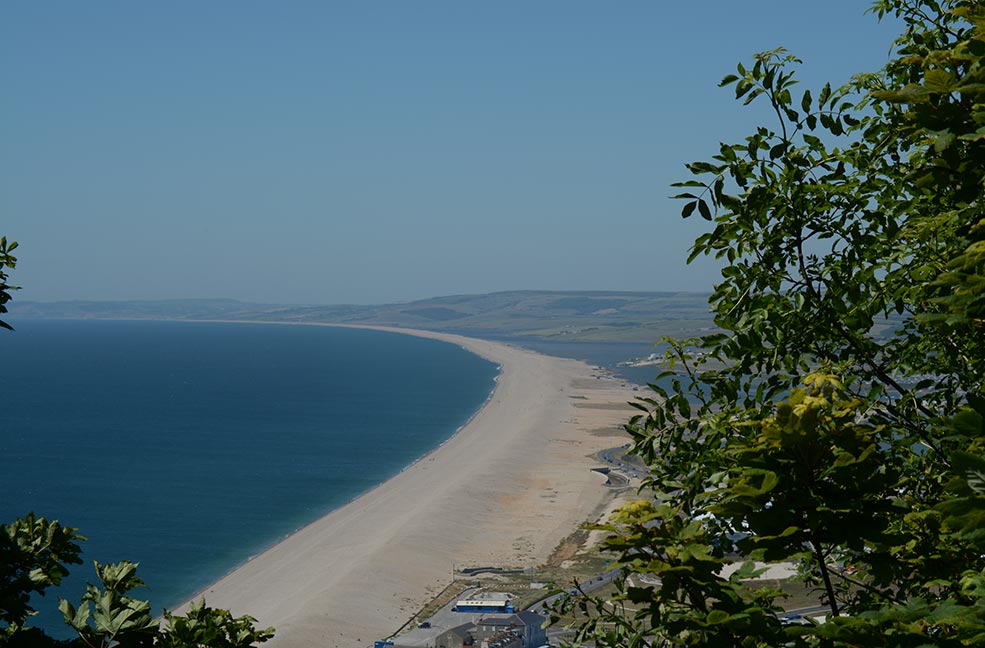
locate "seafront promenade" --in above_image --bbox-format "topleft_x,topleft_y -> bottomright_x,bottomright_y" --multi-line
175,325 -> 639,648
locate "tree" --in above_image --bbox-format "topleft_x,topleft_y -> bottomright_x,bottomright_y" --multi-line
1,514 -> 83,641
555,1 -> 985,646
0,236 -> 19,331
0,240 -> 272,647
0,514 -> 274,648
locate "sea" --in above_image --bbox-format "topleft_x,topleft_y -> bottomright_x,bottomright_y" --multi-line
0,319 -> 500,636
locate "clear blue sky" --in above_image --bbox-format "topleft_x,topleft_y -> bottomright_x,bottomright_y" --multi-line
3,1 -> 900,305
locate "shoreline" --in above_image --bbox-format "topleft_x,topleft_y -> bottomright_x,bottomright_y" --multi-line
168,322 -> 507,609
162,322 -> 640,648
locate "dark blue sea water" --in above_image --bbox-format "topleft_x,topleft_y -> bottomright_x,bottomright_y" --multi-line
0,320 -> 498,634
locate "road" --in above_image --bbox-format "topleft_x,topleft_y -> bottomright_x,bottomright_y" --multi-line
392,568 -> 622,647
596,445 -> 647,481
389,587 -> 480,647
391,445 -> 640,646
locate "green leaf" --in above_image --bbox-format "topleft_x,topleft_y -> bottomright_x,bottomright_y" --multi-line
819,81 -> 831,107
697,199 -> 712,221
924,68 -> 956,93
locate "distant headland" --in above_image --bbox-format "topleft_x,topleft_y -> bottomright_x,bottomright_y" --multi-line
12,290 -> 716,344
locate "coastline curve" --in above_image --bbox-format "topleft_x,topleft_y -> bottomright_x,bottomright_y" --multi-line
173,323 -> 638,648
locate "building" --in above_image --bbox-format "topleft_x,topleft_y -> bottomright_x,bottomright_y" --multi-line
434,612 -> 547,648
475,612 -> 547,648
435,622 -> 477,648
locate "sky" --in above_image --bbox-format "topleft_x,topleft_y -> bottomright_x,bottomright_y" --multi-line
2,2 -> 902,305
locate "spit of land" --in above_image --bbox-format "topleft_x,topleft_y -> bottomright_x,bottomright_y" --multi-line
176,325 -> 641,648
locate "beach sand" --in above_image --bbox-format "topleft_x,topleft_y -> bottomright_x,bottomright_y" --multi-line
176,326 -> 641,648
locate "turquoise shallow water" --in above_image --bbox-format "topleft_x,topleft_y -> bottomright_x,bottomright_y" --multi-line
0,320 -> 499,635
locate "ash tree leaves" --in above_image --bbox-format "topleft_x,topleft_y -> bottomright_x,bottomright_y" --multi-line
673,49 -> 855,230
712,376 -> 900,616
873,1 -> 985,330
557,499 -> 789,648
558,2 -> 985,647
936,397 -> 985,548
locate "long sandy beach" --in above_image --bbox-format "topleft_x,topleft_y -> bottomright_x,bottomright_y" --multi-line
177,325 -> 640,647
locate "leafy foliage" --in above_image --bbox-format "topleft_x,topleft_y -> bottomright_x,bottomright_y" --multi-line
554,1 -> 985,646
1,515 -> 84,638
60,561 -> 162,648
0,514 -> 273,648
160,601 -> 274,648
1,236 -> 273,647
0,236 -> 19,331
